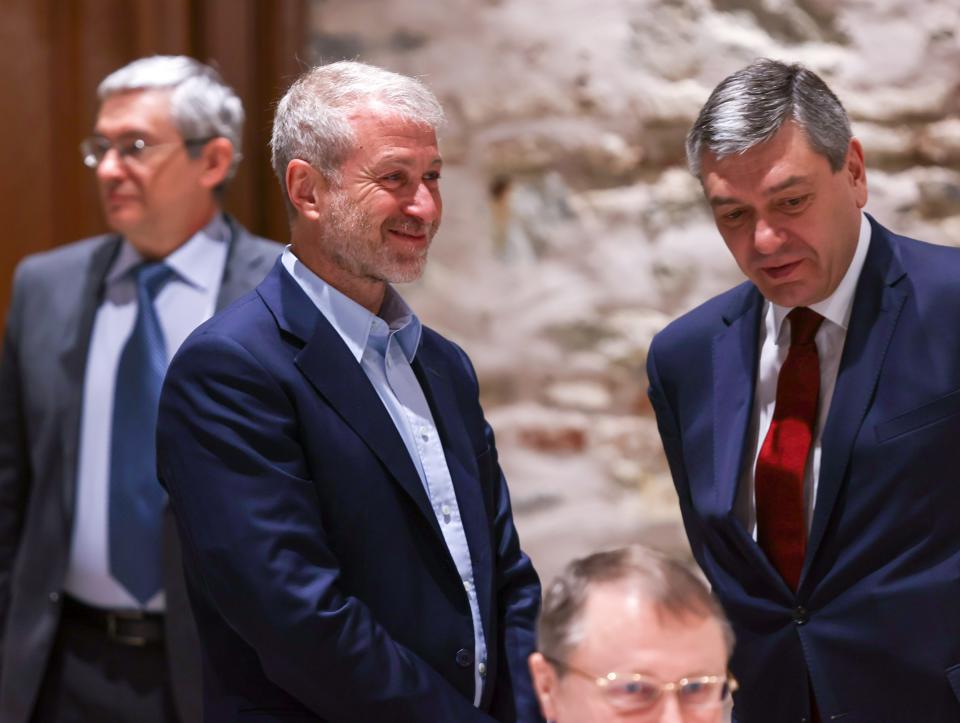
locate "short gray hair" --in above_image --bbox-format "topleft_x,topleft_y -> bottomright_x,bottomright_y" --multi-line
270,61 -> 445,198
537,546 -> 734,670
686,58 -> 851,177
98,55 -> 245,180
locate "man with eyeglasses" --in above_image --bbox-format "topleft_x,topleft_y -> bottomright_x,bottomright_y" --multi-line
528,546 -> 735,723
0,55 -> 278,722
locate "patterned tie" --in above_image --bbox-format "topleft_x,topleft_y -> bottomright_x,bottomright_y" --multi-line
755,307 -> 824,591
109,261 -> 174,605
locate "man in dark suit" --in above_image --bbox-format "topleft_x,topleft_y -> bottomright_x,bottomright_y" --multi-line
647,58 -> 960,722
0,56 -> 278,722
156,61 -> 542,722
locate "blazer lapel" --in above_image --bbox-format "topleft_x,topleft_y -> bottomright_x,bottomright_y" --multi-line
413,345 -> 494,636
59,236 -> 122,519
803,220 -> 907,579
257,262 -> 446,546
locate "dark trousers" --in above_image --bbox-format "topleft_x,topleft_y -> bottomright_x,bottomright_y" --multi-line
32,615 -> 179,723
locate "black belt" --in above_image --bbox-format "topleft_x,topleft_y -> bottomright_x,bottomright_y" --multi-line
61,595 -> 165,647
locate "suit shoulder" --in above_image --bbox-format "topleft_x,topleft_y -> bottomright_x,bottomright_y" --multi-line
890,230 -> 960,280
13,235 -> 114,283
650,281 -> 755,356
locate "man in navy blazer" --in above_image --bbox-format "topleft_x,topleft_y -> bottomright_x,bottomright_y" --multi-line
156,61 -> 542,721
647,59 -> 960,721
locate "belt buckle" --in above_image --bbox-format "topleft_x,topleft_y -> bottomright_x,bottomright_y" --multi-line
106,611 -> 148,646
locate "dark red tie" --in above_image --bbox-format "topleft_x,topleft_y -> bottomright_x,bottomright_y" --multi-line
755,307 -> 823,591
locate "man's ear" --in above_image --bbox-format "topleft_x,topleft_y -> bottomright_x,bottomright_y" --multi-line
285,159 -> 328,221
197,137 -> 235,190
528,653 -> 560,722
845,137 -> 868,209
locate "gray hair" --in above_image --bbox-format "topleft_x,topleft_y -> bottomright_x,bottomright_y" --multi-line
98,55 -> 245,180
270,60 -> 445,200
537,545 -> 734,671
686,58 -> 851,177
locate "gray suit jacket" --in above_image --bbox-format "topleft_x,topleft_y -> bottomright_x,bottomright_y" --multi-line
0,215 -> 280,723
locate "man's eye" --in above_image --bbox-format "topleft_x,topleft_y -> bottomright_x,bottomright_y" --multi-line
381,172 -> 405,183
781,194 -> 810,210
121,139 -> 147,157
722,209 -> 745,221
423,171 -> 441,183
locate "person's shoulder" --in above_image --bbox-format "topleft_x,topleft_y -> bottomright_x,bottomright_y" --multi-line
651,281 -> 757,354
14,234 -> 116,283
882,224 -> 960,274
227,217 -> 283,256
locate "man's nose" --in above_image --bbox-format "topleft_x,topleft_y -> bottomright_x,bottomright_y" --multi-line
95,147 -> 126,182
655,693 -> 686,723
752,217 -> 784,255
404,182 -> 441,224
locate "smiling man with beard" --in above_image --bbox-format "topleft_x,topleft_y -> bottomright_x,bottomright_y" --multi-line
155,61 -> 543,722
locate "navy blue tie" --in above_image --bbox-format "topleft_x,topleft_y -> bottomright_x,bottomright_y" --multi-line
109,262 -> 174,605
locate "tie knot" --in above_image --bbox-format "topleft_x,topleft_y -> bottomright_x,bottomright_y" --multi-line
787,307 -> 823,346
133,262 -> 174,299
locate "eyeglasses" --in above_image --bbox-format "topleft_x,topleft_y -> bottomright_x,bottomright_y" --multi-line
544,655 -> 737,713
80,135 -> 214,169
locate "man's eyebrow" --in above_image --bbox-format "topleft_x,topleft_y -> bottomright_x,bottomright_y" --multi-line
375,154 -> 443,167
709,195 -> 741,207
708,175 -> 811,206
765,175 -> 809,194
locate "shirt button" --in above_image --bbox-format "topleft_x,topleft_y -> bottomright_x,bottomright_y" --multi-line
455,648 -> 473,668
478,662 -> 487,676
464,580 -> 473,591
441,504 -> 451,517
793,606 -> 809,625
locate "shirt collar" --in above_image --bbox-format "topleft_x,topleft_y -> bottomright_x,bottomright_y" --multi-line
105,212 -> 230,290
770,211 -> 872,341
280,246 -> 422,364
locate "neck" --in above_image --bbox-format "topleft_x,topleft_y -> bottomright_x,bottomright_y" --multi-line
124,204 -> 220,261
290,235 -> 386,315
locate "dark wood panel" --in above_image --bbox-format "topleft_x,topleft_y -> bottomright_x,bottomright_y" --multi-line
0,0 -> 306,331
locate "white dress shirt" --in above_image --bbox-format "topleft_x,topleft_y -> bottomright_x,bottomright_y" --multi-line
64,214 -> 230,611
736,213 -> 872,536
281,247 -> 488,705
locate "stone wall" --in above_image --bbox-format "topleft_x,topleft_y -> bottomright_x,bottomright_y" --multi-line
306,0 -> 960,583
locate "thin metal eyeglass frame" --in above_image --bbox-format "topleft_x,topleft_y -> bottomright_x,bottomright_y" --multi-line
542,654 -> 738,711
80,136 -> 216,169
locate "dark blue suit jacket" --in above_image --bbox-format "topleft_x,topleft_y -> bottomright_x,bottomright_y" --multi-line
156,260 -> 542,722
647,216 -> 960,722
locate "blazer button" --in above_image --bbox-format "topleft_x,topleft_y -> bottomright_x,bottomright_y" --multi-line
455,648 -> 474,668
793,606 -> 808,625
48,591 -> 61,604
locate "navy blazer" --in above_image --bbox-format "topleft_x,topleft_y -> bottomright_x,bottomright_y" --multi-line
156,260 -> 542,722
647,216 -> 960,722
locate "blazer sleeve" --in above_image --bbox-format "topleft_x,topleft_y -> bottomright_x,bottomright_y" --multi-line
646,339 -> 706,557
0,263 -> 32,664
483,424 -> 544,723
450,343 -> 542,723
156,331 -> 497,723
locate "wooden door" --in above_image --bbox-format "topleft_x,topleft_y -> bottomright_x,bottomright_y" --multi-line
0,0 -> 306,329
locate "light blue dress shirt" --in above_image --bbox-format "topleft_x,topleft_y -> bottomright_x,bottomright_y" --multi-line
281,248 -> 488,705
65,214 -> 230,611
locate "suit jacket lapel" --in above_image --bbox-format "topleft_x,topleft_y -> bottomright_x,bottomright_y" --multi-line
413,345 -> 494,636
59,235 -> 122,519
258,262 -> 447,548
804,219 -> 907,579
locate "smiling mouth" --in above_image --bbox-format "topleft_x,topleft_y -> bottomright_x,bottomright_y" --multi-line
388,228 -> 429,243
